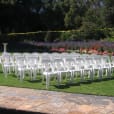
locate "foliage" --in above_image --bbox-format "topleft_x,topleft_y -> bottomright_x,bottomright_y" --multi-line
0,0 -> 114,34
103,0 -> 114,27
0,0 -> 114,46
60,31 -> 72,41
0,27 -> 112,52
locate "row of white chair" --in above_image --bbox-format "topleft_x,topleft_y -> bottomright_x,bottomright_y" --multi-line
0,52 -> 113,88
40,56 -> 112,88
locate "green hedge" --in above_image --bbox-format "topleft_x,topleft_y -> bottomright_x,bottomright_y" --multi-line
0,28 -> 113,52
0,28 -> 113,42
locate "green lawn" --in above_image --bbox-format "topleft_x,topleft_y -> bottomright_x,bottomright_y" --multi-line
0,67 -> 114,96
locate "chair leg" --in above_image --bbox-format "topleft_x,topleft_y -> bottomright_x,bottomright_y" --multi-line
90,70 -> 94,81
33,70 -> 37,80
80,70 -> 84,82
46,74 -> 50,89
20,70 -> 24,81
70,71 -> 74,82
107,68 -> 111,78
4,67 -> 8,78
98,69 -> 102,80
57,73 -> 61,86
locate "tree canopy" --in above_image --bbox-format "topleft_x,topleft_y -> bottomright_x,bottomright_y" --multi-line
0,0 -> 114,34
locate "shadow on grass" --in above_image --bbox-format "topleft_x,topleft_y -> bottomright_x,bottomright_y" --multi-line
66,82 -> 81,86
54,84 -> 70,89
28,79 -> 42,83
0,107 -> 46,114
81,81 -> 92,84
0,71 -> 3,73
55,76 -> 114,89
55,82 -> 80,89
11,74 -> 17,78
93,77 -> 114,82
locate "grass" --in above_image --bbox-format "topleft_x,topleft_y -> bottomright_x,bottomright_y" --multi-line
0,66 -> 114,96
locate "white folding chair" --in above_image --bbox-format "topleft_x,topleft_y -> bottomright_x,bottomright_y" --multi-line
92,56 -> 103,80
41,59 -> 59,89
52,58 -> 68,83
15,56 -> 26,80
64,58 -> 76,81
25,56 -> 38,80
83,57 -> 94,81
1,54 -> 15,77
101,55 -> 111,78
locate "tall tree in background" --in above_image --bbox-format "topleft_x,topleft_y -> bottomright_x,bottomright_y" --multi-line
82,0 -> 104,28
0,3 -> 15,33
104,0 -> 114,27
15,0 -> 43,31
0,0 -> 114,34
64,0 -> 87,29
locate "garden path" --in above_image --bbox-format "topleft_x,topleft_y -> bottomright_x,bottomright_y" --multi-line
0,86 -> 114,114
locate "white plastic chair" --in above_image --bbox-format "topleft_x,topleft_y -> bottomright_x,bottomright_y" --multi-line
101,55 -> 111,78
64,58 -> 76,81
92,56 -> 103,80
83,57 -> 94,81
25,56 -> 38,80
52,58 -> 68,83
1,54 -> 15,77
41,59 -> 59,89
15,56 -> 26,80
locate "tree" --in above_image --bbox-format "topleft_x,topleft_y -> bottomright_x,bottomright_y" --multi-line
104,0 -> 114,27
